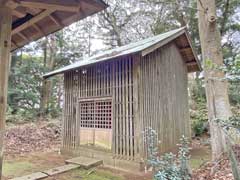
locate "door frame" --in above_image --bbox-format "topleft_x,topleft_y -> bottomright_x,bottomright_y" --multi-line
76,96 -> 113,150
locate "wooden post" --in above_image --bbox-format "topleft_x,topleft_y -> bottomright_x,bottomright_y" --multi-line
0,5 -> 12,179
133,55 -> 141,161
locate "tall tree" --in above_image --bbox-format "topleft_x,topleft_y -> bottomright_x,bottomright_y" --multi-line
197,0 -> 232,160
40,35 -> 58,117
39,38 -> 48,117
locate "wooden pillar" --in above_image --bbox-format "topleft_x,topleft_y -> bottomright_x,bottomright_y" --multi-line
0,5 -> 12,179
133,55 -> 141,161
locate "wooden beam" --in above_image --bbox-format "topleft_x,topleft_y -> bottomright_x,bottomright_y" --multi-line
179,47 -> 192,53
11,39 -> 19,48
5,0 -> 18,9
12,9 -> 54,35
49,14 -> 63,27
26,7 -> 41,15
12,9 -> 26,18
18,32 -> 30,41
0,5 -> 12,179
81,0 -> 106,10
32,24 -> 46,36
19,1 -> 80,12
186,61 -> 197,66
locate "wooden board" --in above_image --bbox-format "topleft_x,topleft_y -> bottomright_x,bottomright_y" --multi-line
10,172 -> 48,180
138,42 -> 190,157
43,164 -> 80,176
63,58 -> 135,160
0,6 -> 13,178
66,156 -> 103,169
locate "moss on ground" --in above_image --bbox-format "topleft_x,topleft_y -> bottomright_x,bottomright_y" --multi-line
45,168 -> 124,180
190,146 -> 211,169
3,161 -> 34,178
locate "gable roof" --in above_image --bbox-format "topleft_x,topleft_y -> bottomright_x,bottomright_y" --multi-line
43,27 -> 201,79
9,0 -> 107,52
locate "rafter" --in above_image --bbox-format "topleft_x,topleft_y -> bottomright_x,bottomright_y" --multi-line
186,61 -> 197,66
49,14 -> 63,27
11,39 -> 19,48
32,24 -> 46,36
179,47 -> 192,53
18,32 -> 30,41
12,9 -> 26,18
19,1 -> 80,12
25,7 -> 41,15
11,9 -> 54,35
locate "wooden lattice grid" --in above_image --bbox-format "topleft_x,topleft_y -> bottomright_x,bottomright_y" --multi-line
79,98 -> 112,129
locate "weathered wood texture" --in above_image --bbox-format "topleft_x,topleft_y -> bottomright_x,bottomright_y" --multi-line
138,42 -> 190,158
63,57 -> 136,160
6,0 -> 107,52
0,6 -> 12,179
62,42 -> 191,164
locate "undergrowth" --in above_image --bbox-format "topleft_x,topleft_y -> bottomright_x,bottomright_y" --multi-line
145,128 -> 191,180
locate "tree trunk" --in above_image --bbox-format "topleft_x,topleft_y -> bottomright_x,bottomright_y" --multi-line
0,5 -> 12,179
197,0 -> 232,160
40,35 -> 57,118
40,38 -> 48,118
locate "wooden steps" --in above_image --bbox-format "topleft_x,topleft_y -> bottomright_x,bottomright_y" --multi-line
66,156 -> 103,169
43,164 -> 80,176
10,172 -> 48,180
10,156 -> 103,180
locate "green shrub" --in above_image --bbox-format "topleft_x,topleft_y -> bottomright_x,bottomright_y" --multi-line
192,120 -> 206,136
190,101 -> 208,136
145,128 -> 191,180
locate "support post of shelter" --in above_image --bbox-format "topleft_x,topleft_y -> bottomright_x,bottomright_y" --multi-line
0,5 -> 12,179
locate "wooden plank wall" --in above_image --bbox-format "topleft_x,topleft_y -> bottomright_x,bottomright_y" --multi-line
63,56 -> 137,160
139,42 -> 190,158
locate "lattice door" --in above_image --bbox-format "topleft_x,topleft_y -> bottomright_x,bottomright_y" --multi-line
78,97 -> 112,150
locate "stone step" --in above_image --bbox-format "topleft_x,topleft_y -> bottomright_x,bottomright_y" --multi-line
66,156 -> 103,169
10,172 -> 48,180
43,164 -> 80,176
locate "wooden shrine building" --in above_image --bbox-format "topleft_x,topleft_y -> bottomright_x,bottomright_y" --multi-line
44,27 -> 201,171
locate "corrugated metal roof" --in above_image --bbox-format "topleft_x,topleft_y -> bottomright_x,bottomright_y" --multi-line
44,27 -> 199,78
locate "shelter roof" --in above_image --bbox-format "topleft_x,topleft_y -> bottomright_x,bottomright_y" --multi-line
6,0 -> 107,51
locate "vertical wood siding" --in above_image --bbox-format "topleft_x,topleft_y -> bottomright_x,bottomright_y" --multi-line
63,57 -> 136,160
139,42 -> 190,158
62,42 -> 190,162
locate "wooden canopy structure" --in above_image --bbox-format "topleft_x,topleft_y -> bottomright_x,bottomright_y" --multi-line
0,0 -> 107,178
6,0 -> 107,51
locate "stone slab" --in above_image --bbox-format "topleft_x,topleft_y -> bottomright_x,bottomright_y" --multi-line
10,172 -> 48,180
66,156 -> 103,169
43,164 -> 80,176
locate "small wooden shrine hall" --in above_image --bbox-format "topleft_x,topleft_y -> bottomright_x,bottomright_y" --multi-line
44,27 -> 201,171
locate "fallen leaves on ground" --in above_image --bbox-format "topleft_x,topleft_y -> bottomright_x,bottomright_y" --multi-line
3,122 -> 240,180
192,155 -> 234,180
4,121 -> 61,156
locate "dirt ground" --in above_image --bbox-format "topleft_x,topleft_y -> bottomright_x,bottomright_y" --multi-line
3,151 -> 152,180
2,121 -> 216,180
3,121 -> 152,180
